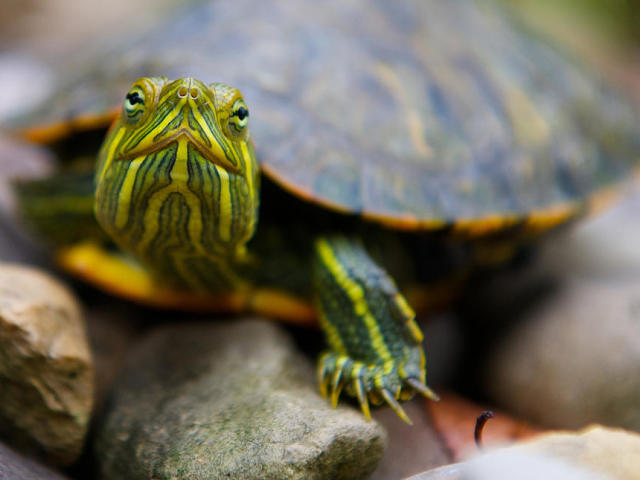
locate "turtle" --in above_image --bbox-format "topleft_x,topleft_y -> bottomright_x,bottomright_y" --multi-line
5,0 -> 639,424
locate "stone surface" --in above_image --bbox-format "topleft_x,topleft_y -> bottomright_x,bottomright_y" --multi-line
474,192 -> 640,430
0,440 -> 70,480
486,277 -> 640,430
84,302 -> 142,416
407,451 -> 604,480
371,399 -> 450,480
96,318 -> 387,480
406,425 -> 640,480
0,264 -> 94,466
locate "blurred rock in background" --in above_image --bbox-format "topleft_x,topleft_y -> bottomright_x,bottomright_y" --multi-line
504,0 -> 640,103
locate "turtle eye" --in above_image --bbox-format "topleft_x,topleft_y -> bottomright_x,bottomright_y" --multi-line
229,99 -> 249,133
123,86 -> 146,123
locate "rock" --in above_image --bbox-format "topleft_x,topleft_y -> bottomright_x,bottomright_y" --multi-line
406,450 -> 604,480
84,302 -> 142,415
405,425 -> 640,480
0,440 -> 70,480
0,264 -> 93,466
96,318 -> 387,480
486,277 -> 640,430
478,192 -> 640,430
371,399 -> 450,480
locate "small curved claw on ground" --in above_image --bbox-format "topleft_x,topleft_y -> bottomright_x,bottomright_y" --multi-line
318,363 -> 329,398
330,367 -> 344,408
353,375 -> 371,420
405,377 -> 440,401
380,388 -> 413,425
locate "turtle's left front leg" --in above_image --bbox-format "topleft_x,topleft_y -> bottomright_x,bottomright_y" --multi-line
313,235 -> 438,424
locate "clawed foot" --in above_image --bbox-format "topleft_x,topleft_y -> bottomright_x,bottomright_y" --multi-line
317,352 -> 439,424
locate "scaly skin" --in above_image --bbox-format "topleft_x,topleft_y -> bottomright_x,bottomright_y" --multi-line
94,77 -> 437,422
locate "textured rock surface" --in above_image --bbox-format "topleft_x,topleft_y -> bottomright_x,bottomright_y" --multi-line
0,440 -> 70,480
406,425 -> 640,480
483,193 -> 640,430
371,399 -> 450,479
486,277 -> 640,430
0,264 -> 93,466
96,318 -> 387,480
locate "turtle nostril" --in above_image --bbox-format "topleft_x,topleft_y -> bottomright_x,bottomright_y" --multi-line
189,87 -> 199,99
177,86 -> 188,98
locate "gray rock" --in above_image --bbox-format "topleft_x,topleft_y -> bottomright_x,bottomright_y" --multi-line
486,277 -> 640,430
0,264 -> 94,466
405,425 -> 640,480
406,451 -> 604,480
484,193 -> 640,430
371,399 -> 450,480
0,440 -> 70,480
96,318 -> 387,480
84,303 -> 142,415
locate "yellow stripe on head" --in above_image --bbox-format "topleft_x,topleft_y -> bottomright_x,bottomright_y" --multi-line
94,77 -> 260,291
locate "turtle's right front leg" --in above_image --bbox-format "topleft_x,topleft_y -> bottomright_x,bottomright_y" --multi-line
312,235 -> 438,424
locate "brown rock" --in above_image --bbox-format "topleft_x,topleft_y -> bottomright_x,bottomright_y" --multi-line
0,264 -> 93,466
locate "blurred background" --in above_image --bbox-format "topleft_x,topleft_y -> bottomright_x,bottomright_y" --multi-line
507,0 -> 640,102
0,0 -> 638,118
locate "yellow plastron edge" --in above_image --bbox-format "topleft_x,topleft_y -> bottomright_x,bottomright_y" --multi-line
56,241 -> 316,326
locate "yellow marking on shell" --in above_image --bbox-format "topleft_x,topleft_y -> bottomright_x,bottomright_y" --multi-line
20,107 -> 120,145
374,62 -> 433,157
504,85 -> 549,146
452,215 -> 520,236
407,110 -> 433,157
523,202 -> 577,234
316,239 -> 394,364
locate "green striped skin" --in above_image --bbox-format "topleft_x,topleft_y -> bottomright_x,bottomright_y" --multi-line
94,77 -> 259,290
313,235 -> 437,423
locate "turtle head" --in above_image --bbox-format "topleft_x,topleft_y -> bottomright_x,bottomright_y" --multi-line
94,77 -> 259,279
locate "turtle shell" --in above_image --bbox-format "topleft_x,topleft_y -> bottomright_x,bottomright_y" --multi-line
9,0 -> 640,232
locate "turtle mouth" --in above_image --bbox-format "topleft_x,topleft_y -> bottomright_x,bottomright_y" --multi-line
117,129 -> 241,175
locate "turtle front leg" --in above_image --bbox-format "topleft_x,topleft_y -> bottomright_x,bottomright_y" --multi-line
313,235 -> 438,424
